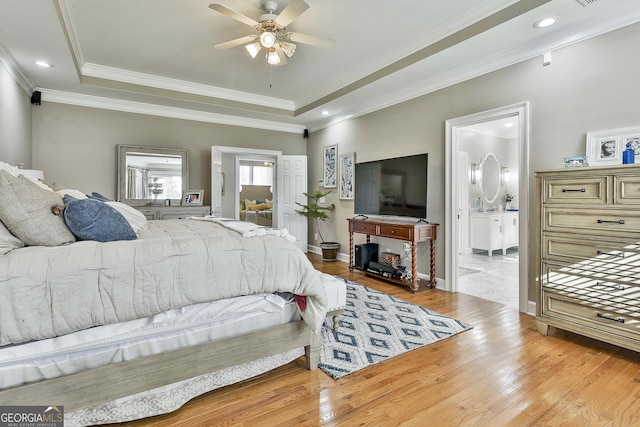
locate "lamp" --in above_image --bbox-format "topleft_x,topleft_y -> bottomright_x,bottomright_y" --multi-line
245,42 -> 262,59
501,166 -> 510,185
279,41 -> 296,57
267,48 -> 281,65
471,163 -> 480,184
260,32 -> 276,48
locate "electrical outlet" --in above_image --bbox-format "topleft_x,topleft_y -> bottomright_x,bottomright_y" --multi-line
319,196 -> 326,203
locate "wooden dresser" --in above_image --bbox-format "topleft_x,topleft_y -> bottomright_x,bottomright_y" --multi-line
536,165 -> 640,352
134,205 -> 211,220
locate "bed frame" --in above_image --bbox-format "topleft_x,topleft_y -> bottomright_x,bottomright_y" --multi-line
0,319 -> 320,413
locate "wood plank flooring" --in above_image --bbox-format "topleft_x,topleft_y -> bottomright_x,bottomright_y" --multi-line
118,254 -> 640,426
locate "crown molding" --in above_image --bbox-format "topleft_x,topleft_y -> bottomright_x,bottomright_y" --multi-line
40,89 -> 305,134
81,63 -> 295,112
0,41 -> 35,95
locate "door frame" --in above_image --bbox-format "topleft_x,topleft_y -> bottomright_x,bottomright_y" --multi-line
444,102 -> 530,313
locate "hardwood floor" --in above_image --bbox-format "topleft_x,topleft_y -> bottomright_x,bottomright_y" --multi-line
120,253 -> 640,426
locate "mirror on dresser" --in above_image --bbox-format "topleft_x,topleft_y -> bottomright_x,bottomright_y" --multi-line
117,145 -> 189,206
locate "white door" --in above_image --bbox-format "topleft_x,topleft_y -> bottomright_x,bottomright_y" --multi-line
277,155 -> 308,252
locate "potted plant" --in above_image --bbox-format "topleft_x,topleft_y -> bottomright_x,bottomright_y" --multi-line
504,192 -> 514,210
295,189 -> 340,261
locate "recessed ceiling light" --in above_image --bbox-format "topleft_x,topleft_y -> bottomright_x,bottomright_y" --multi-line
35,61 -> 53,68
533,17 -> 557,29
321,111 -> 329,115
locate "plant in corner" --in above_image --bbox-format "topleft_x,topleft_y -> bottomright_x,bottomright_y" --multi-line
295,189 -> 340,261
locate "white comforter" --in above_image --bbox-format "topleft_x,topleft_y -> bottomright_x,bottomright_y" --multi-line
0,219 -> 327,345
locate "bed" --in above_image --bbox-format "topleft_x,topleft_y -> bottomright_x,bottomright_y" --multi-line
0,164 -> 345,425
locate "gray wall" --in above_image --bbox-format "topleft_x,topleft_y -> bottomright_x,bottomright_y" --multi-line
0,65 -> 31,166
31,103 -> 306,204
308,22 -> 640,300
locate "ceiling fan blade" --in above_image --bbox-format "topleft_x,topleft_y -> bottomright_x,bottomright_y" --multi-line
274,0 -> 309,27
286,32 -> 334,48
209,4 -> 258,27
274,45 -> 287,66
214,35 -> 257,50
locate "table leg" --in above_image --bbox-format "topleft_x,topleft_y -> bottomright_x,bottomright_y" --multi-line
429,240 -> 436,288
349,231 -> 354,272
411,242 -> 418,292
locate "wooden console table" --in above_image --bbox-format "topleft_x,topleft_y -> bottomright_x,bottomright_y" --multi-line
348,218 -> 438,292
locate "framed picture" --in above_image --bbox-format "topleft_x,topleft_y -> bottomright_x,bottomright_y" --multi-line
563,156 -> 589,168
587,126 -> 640,166
182,189 -> 203,206
323,144 -> 337,188
339,152 -> 355,200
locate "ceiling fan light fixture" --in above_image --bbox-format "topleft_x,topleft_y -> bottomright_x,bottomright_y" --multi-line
260,32 -> 276,48
279,41 -> 296,57
245,42 -> 263,58
267,48 -> 281,65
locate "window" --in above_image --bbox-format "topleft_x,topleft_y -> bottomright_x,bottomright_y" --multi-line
239,163 -> 273,185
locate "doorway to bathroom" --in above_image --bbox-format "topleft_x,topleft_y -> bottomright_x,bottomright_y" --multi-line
445,102 -> 530,313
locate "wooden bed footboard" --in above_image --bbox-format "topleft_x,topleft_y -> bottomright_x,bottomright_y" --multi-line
0,320 -> 318,412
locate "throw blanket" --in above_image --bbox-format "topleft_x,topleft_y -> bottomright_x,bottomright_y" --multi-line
191,216 -> 295,241
0,219 -> 327,345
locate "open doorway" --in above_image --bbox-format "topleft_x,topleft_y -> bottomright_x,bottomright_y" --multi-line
444,102 -> 530,313
457,117 -> 520,309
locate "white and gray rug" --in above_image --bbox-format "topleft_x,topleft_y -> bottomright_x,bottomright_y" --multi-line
319,280 -> 472,379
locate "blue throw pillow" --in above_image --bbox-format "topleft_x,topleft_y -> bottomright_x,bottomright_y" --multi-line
63,195 -> 136,242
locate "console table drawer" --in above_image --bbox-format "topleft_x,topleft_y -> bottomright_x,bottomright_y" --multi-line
350,222 -> 377,234
542,176 -> 608,205
542,291 -> 640,336
378,225 -> 412,240
544,207 -> 640,236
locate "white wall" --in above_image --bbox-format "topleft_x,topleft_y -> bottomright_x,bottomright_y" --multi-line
0,65 -> 31,166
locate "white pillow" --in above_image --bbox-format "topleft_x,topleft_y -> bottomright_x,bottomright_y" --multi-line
106,201 -> 149,233
56,189 -> 88,199
0,161 -> 53,192
0,220 -> 24,254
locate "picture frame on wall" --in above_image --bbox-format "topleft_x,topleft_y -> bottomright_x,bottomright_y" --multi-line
323,144 -> 337,188
587,126 -> 640,166
182,189 -> 204,206
339,152 -> 355,200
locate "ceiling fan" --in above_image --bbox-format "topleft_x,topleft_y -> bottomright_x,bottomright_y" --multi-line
209,0 -> 335,66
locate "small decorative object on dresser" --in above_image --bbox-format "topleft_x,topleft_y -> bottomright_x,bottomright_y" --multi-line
586,126 -> 640,166
563,156 -> 589,168
536,164 -> 640,352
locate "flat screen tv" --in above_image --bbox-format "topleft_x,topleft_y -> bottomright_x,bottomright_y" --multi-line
354,153 -> 428,219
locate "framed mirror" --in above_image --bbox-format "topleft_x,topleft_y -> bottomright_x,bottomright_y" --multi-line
478,152 -> 501,205
117,145 -> 189,206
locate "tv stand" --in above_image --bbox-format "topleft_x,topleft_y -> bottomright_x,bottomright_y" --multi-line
348,218 -> 438,292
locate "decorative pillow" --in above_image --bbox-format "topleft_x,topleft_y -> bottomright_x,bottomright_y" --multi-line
245,199 -> 257,210
249,203 -> 269,211
0,220 -> 24,254
63,195 -> 136,242
0,171 -> 76,246
88,192 -> 111,202
106,201 -> 149,233
56,188 -> 88,200
0,161 -> 53,191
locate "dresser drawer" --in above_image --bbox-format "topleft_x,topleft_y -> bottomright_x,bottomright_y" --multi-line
543,207 -> 640,236
615,175 -> 640,205
541,260 -> 640,293
542,234 -> 640,264
378,225 -> 412,240
542,291 -> 640,336
542,176 -> 608,205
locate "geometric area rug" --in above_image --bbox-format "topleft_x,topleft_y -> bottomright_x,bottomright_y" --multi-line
319,280 -> 473,379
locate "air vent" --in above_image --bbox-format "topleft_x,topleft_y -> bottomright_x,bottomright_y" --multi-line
575,0 -> 600,6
